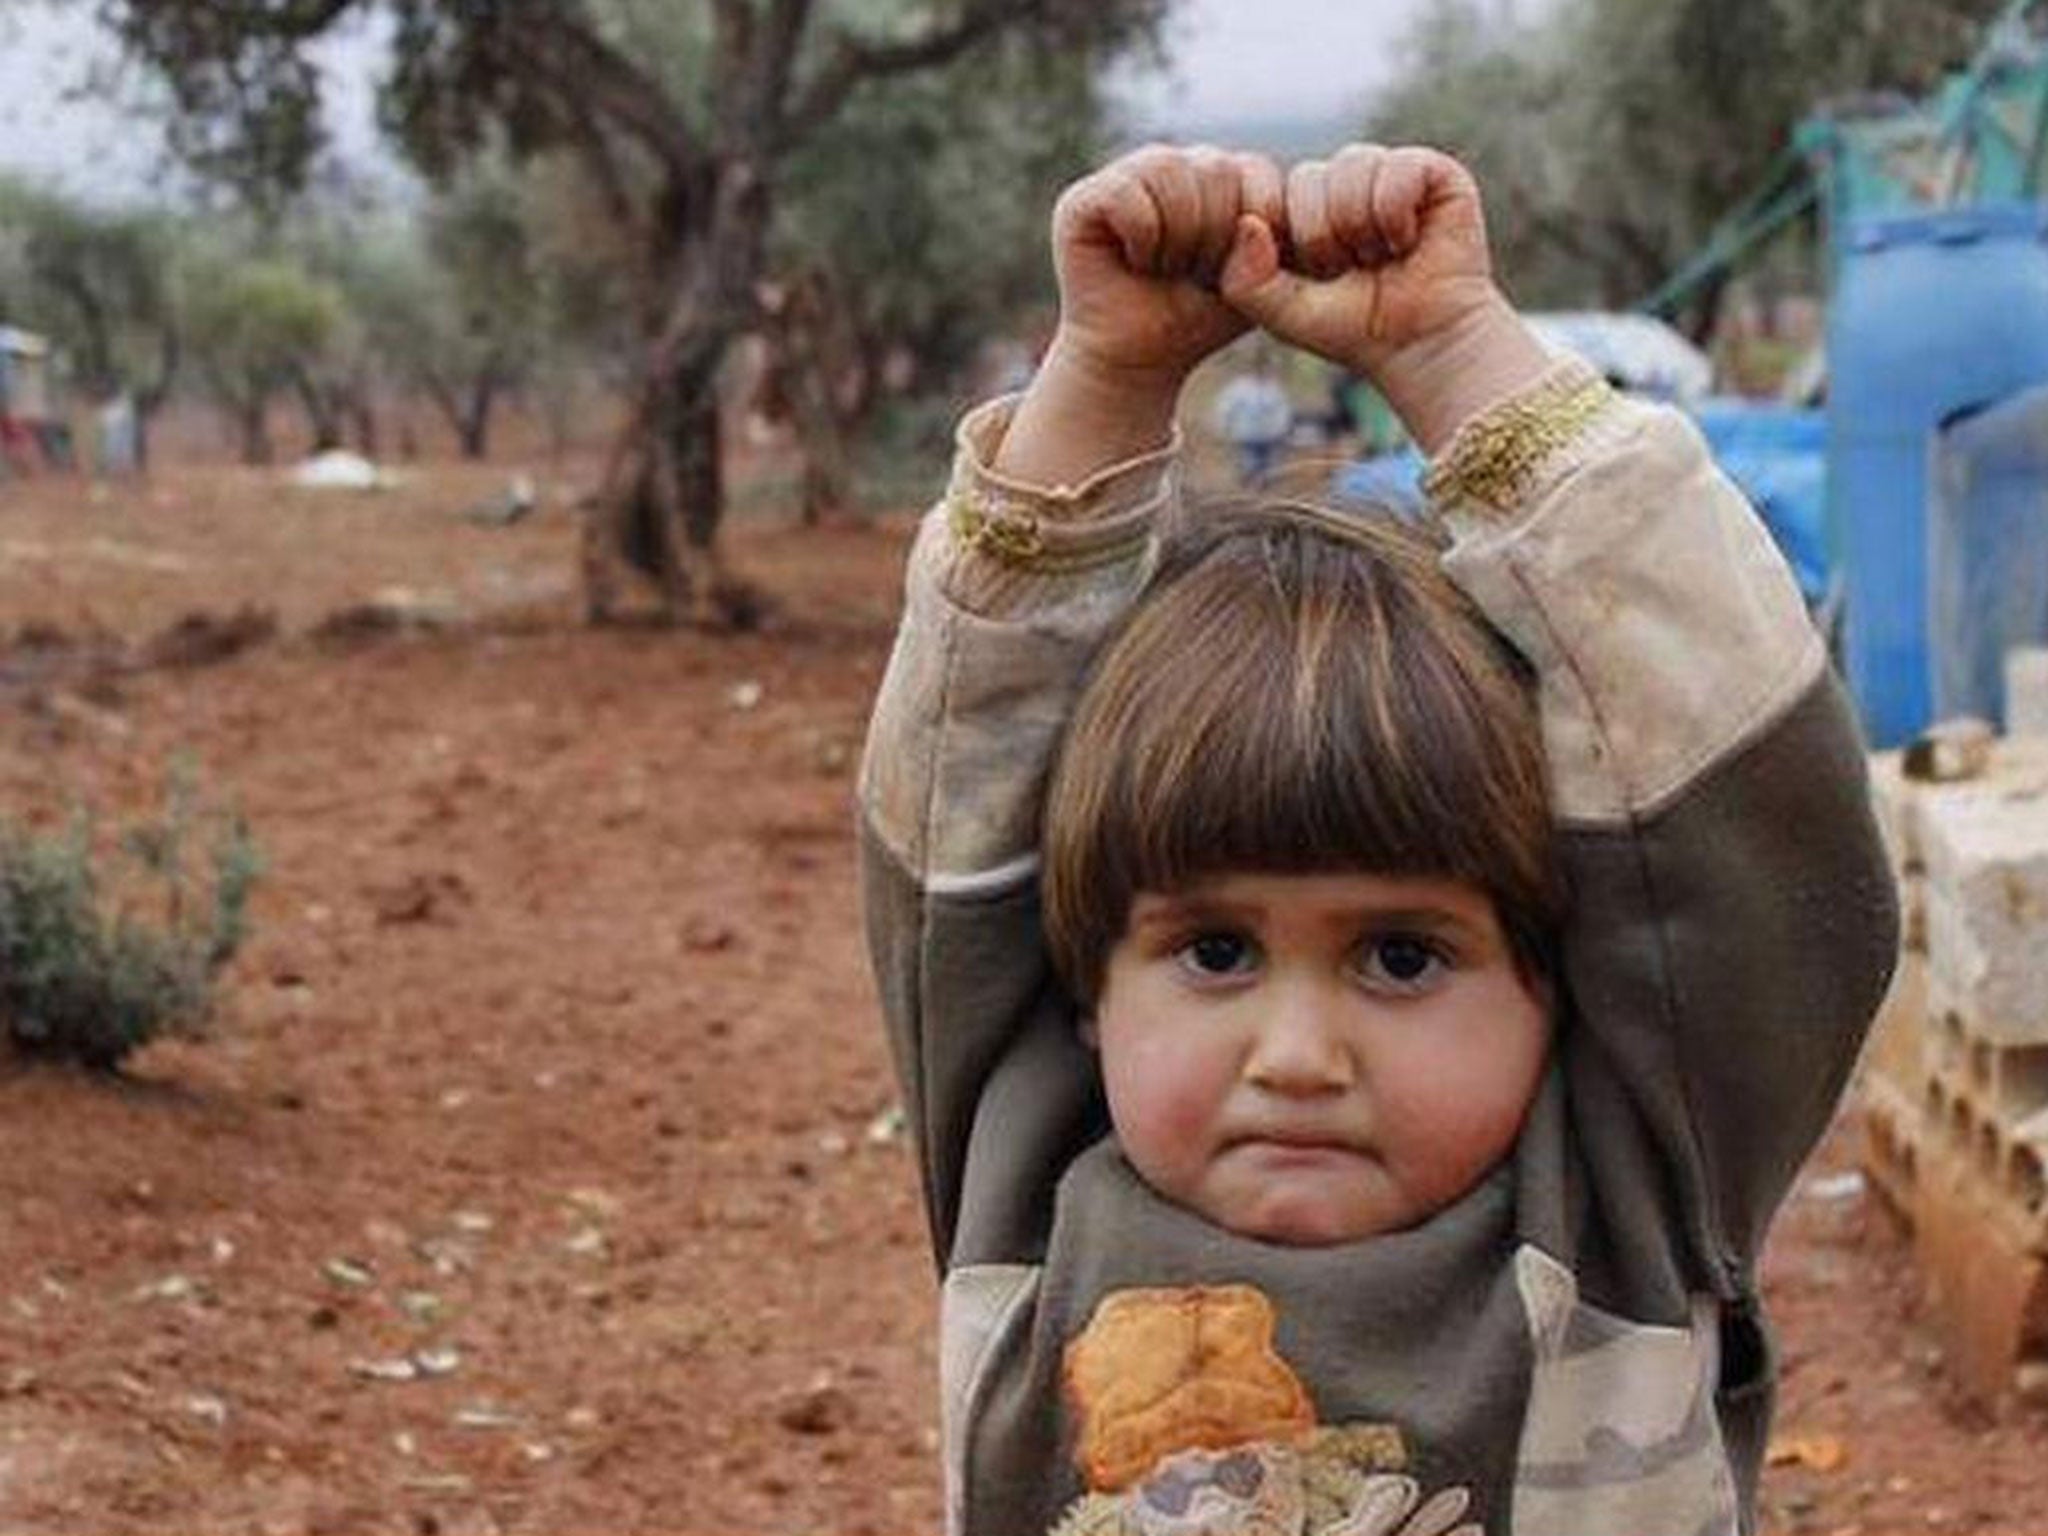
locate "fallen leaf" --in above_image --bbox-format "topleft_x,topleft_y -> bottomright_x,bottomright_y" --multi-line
1768,1432 -> 1848,1473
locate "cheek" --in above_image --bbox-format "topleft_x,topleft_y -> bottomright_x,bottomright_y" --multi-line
1097,1017 -> 1234,1171
1378,983 -> 1549,1184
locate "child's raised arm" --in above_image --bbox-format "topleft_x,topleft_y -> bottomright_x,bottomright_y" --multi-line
1232,143 -> 1897,1283
998,146 -> 1282,485
861,146 -> 1282,1265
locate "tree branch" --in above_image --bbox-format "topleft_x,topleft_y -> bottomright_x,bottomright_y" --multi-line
781,0 -> 1052,149
485,8 -> 703,183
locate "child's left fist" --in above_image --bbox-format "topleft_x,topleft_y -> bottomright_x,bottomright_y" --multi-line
1221,144 -> 1499,373
1223,145 -> 1549,450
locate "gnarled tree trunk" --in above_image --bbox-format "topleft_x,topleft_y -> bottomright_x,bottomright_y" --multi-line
580,158 -> 768,629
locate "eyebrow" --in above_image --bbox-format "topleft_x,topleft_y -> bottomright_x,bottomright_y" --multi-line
1129,894 -> 1487,944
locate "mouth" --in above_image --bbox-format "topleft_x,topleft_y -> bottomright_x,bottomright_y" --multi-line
1227,1132 -> 1368,1162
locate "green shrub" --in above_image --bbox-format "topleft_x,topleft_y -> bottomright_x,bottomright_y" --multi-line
0,762 -> 261,1070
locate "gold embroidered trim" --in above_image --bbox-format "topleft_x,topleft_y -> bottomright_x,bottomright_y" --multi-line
947,485 -> 1149,573
1423,374 -> 1616,514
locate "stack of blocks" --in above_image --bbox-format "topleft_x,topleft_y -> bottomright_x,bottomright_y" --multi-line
1862,735 -> 2048,1408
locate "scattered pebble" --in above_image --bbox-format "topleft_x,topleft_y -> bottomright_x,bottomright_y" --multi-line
323,1257 -> 377,1289
565,1188 -> 622,1220
775,1379 -> 854,1436
350,1357 -> 420,1383
728,680 -> 764,710
132,1274 -> 196,1304
185,1393 -> 229,1426
414,1345 -> 462,1378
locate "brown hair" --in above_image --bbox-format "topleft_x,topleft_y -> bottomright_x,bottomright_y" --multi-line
1041,498 -> 1559,1002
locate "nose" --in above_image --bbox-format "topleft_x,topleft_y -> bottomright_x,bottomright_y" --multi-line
1243,978 -> 1355,1095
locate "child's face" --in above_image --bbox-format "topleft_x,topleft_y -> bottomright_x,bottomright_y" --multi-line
1091,870 -> 1550,1246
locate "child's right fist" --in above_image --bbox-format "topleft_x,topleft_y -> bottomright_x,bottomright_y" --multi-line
1047,145 -> 1284,390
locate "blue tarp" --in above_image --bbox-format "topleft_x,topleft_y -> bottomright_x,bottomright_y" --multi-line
1332,398 -> 1833,610
1689,398 -> 1831,609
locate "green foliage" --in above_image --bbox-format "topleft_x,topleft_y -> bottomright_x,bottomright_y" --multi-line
180,244 -> 345,448
0,762 -> 262,1071
777,33 -> 1103,389
0,175 -> 180,405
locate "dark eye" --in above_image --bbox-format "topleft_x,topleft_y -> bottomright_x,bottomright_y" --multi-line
1356,934 -> 1447,993
1176,931 -> 1258,979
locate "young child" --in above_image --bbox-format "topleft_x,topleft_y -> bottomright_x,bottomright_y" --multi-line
859,143 -> 1898,1536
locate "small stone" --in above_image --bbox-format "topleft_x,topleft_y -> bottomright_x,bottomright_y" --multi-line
681,918 -> 737,952
133,1274 -> 196,1303
185,1393 -> 229,1426
322,1257 -> 376,1289
350,1357 -> 419,1383
413,1345 -> 461,1378
775,1382 -> 854,1436
728,680 -> 764,711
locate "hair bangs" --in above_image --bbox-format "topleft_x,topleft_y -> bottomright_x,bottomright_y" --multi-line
1043,503 -> 1558,1001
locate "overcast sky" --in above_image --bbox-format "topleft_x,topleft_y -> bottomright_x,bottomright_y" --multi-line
1119,0 -> 1460,126
0,0 -> 1530,203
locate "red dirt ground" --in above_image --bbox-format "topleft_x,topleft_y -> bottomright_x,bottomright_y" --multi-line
0,453 -> 2041,1535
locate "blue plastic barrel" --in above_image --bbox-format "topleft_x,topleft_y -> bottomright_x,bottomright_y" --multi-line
1829,201 -> 2048,746
1928,384 -> 2048,725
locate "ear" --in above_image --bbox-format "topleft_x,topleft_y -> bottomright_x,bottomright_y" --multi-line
1078,1011 -> 1100,1049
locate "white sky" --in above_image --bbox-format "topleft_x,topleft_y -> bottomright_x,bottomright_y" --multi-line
1118,0 -> 1464,126
0,0 -> 1535,203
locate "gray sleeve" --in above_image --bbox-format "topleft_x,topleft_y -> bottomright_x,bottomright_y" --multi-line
1434,370 -> 1899,1282
857,398 -> 1170,1267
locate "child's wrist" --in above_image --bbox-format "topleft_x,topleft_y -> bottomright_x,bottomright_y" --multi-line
993,335 -> 1186,487
1373,295 -> 1553,455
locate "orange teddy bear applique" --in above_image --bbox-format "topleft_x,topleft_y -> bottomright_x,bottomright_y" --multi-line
1051,1283 -> 1483,1536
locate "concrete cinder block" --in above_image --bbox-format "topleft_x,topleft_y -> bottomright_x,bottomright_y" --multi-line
1859,1072 -> 1923,1228
1862,947 -> 1927,1096
1913,1135 -> 2048,1411
1918,755 -> 2048,1046
1868,753 -> 1927,948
